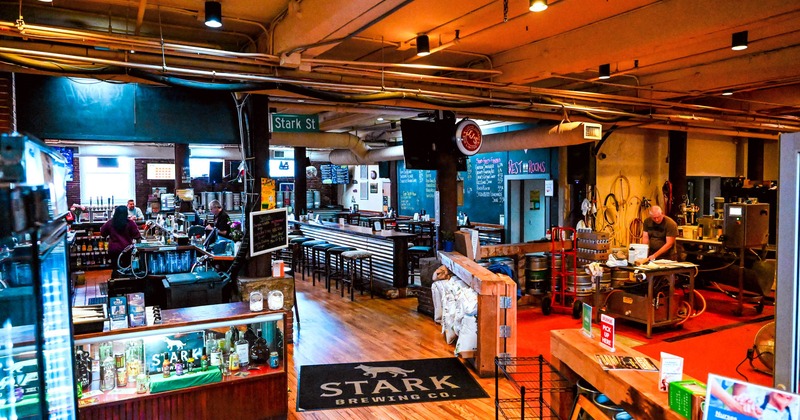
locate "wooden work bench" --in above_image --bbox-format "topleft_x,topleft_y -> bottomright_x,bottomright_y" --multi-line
550,329 -> 695,420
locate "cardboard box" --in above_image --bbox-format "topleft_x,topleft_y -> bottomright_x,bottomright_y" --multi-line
669,380 -> 707,420
454,229 -> 480,260
127,292 -> 146,327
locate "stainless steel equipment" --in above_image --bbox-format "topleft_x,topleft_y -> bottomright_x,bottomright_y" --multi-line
223,191 -> 234,210
723,203 -> 769,248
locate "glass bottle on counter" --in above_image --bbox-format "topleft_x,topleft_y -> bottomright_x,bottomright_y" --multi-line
210,341 -> 222,367
243,325 -> 257,348
200,348 -> 208,371
235,329 -> 249,371
100,353 -> 116,391
115,353 -> 127,387
74,346 -> 92,391
250,328 -> 269,365
228,347 -> 240,373
125,340 -> 143,383
162,352 -> 171,378
225,326 -> 239,351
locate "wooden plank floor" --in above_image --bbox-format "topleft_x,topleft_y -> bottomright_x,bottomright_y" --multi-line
76,270 -> 521,420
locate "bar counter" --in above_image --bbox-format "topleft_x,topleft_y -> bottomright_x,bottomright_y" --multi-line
289,220 -> 417,296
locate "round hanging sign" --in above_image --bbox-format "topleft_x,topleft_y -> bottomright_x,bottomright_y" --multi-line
455,119 -> 482,156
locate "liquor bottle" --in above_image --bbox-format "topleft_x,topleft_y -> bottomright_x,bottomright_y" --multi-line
74,346 -> 91,391
228,347 -> 240,373
100,353 -> 116,391
210,341 -> 222,367
201,347 -> 209,371
115,353 -> 128,387
243,325 -> 257,348
162,352 -> 171,378
225,326 -> 239,351
235,328 -> 249,371
87,239 -> 93,252
81,240 -> 87,252
250,328 -> 269,365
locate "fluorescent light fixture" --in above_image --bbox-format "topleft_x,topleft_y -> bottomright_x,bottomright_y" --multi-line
416,35 -> 430,57
529,0 -> 548,12
732,30 -> 748,51
598,63 -> 611,80
205,1 -> 222,28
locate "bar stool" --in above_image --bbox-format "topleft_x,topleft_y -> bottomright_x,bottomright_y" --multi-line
300,240 -> 327,281
325,246 -> 356,292
289,237 -> 313,276
341,250 -> 374,301
311,243 -> 338,286
408,245 -> 435,286
414,222 -> 434,248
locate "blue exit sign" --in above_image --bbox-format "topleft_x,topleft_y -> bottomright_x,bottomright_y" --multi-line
270,114 -> 319,132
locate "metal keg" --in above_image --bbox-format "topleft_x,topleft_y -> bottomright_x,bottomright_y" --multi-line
569,273 -> 594,297
524,253 -> 549,295
610,269 -> 629,289
593,394 -> 625,419
599,269 -> 611,292
201,192 -> 218,209
233,192 -> 242,210
223,191 -> 234,211
573,380 -> 601,420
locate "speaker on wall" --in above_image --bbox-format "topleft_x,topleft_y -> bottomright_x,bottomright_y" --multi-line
209,161 -> 223,183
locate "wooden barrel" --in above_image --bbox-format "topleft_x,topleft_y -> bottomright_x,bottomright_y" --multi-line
525,253 -> 549,295
611,269 -> 629,289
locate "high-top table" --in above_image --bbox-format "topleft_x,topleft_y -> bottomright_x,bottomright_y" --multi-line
289,220 -> 416,297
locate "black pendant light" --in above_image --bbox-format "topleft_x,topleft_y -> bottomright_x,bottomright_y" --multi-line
416,35 -> 430,57
598,63 -> 611,80
731,30 -> 748,51
205,1 -> 222,28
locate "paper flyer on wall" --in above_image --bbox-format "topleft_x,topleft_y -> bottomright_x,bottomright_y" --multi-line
704,374 -> 800,420
595,354 -> 659,372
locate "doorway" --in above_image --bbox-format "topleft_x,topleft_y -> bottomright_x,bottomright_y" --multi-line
506,175 -> 550,243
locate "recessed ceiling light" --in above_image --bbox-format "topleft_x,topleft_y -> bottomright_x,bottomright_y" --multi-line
722,91 -> 733,96
377,117 -> 385,121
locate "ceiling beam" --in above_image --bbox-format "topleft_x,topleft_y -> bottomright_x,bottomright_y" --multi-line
135,0 -> 148,36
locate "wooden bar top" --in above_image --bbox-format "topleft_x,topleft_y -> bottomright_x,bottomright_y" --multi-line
289,220 -> 415,240
551,329 -> 694,420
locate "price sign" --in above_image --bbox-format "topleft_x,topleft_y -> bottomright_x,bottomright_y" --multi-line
600,314 -> 616,352
249,208 -> 288,257
581,303 -> 593,338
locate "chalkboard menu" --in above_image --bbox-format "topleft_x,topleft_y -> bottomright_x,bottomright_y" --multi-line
397,161 -> 437,216
459,151 -> 507,223
320,164 -> 350,184
249,208 -> 288,257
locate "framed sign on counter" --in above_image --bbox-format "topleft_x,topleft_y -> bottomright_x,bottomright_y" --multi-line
249,208 -> 288,257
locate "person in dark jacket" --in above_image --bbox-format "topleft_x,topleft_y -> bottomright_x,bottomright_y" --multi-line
101,205 -> 142,278
206,199 -> 231,239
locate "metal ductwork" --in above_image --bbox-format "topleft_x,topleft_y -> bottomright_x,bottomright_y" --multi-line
327,146 -> 405,165
480,122 -> 597,153
277,122 -> 598,165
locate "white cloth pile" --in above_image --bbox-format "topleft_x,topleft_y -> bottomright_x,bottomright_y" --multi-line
431,275 -> 478,357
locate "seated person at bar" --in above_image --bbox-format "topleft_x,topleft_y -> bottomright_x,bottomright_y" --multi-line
206,199 -> 231,239
101,205 -> 142,278
126,199 -> 145,222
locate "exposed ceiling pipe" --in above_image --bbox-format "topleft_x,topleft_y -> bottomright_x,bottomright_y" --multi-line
271,132 -> 369,160
479,122 -> 595,153
328,145 -> 405,165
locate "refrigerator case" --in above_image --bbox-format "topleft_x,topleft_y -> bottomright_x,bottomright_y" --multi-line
1,133 -> 77,419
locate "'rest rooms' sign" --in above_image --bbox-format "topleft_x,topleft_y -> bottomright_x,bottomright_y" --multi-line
298,358 -> 488,410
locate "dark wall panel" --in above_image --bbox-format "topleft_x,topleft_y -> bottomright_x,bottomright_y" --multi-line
16,74 -> 238,144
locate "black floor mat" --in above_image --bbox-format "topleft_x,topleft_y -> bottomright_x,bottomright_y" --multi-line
87,297 -> 107,305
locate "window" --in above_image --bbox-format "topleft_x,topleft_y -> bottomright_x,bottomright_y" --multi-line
79,157 -> 135,206
189,158 -> 224,178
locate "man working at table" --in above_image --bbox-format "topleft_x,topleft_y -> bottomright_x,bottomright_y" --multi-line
642,205 -> 678,261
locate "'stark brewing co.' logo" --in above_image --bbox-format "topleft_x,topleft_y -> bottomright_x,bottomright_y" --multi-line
320,363 -> 463,407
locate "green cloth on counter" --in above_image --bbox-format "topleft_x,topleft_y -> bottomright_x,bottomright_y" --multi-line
149,366 -> 222,394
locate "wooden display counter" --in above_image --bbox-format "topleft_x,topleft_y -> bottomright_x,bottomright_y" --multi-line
438,251 -> 517,377
551,329 -> 694,420
75,302 -> 288,420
